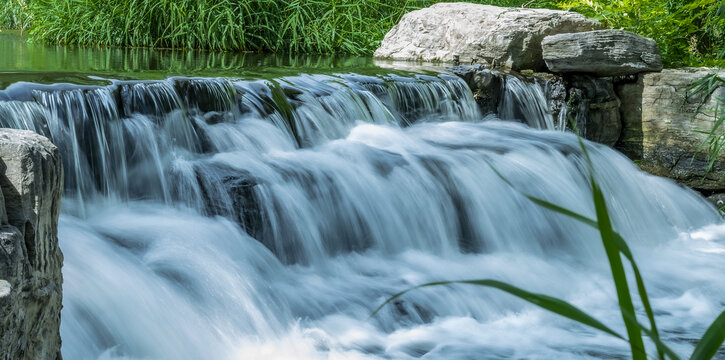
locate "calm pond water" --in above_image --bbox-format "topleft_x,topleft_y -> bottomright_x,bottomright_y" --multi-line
0,30 -> 422,88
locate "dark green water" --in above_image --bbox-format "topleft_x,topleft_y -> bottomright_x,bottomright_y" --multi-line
0,30 -> 429,88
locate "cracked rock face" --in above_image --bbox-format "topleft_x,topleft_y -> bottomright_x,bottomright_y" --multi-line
617,69 -> 725,190
542,30 -> 663,76
374,3 -> 602,71
0,129 -> 63,360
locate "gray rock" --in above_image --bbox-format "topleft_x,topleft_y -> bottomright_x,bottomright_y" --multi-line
0,129 -> 63,360
542,30 -> 663,76
617,68 -> 725,190
374,3 -> 602,71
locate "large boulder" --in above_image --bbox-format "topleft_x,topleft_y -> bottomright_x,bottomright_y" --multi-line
542,30 -> 663,76
617,69 -> 725,190
0,129 -> 63,360
374,3 -> 602,71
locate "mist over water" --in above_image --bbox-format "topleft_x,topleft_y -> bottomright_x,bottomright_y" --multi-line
1,70 -> 724,359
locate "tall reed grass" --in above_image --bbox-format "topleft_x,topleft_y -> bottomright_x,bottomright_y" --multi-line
372,138 -> 725,359
10,0 -> 555,54
0,0 -> 31,30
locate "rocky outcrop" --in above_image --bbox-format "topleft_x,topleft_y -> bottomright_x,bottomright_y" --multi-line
0,129 -> 63,360
374,3 -> 602,71
617,68 -> 725,190
542,30 -> 663,76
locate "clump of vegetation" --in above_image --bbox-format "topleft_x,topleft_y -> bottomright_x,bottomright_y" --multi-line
15,0 -> 550,54
373,139 -> 725,359
690,73 -> 725,174
556,0 -> 725,67
0,0 -> 31,30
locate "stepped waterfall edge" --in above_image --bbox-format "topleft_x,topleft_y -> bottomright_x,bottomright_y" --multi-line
0,70 -> 723,359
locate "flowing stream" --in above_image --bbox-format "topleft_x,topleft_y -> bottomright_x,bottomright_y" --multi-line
1,64 -> 724,359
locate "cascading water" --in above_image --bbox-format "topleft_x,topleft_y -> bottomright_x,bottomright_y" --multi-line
0,70 -> 724,359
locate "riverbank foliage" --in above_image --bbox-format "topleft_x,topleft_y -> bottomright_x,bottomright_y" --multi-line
2,0 -> 551,54
0,0 -> 723,67
557,0 -> 724,67
0,0 -> 31,29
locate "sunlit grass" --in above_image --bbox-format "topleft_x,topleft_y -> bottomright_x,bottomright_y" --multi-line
7,0 -> 555,54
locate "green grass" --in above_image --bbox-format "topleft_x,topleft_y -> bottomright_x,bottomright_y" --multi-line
0,0 -> 31,29
372,138 -> 725,359
4,0 -> 554,54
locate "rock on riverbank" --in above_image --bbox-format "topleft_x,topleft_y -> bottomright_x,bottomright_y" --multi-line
617,68 -> 725,191
374,3 -> 601,71
542,30 -> 663,76
0,129 -> 63,360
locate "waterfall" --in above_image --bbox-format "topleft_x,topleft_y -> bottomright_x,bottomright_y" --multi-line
0,71 -> 723,359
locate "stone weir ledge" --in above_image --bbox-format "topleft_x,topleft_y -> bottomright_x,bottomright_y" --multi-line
0,129 -> 63,360
376,2 -> 725,202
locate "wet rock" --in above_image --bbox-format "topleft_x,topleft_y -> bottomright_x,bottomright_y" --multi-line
174,78 -> 238,119
565,75 -> 622,146
374,3 -> 601,71
706,193 -> 725,211
615,76 -> 645,159
542,30 -> 663,76
0,129 -> 64,360
618,69 -> 725,190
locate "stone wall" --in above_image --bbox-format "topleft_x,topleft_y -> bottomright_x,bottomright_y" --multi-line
0,129 -> 64,360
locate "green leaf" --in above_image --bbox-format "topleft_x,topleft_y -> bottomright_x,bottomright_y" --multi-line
690,310 -> 725,360
370,279 -> 625,340
591,180 -> 647,360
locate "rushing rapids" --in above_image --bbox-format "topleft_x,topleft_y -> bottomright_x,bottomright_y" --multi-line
0,71 -> 724,359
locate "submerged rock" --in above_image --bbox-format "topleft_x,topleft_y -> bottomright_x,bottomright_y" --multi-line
374,3 -> 601,71
542,30 -> 663,76
617,68 -> 725,190
0,129 -> 63,360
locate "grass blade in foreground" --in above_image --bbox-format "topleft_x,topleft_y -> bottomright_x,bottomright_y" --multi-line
525,192 -> 667,357
486,159 -> 665,359
591,180 -> 647,359
370,279 -> 624,340
690,310 -> 725,360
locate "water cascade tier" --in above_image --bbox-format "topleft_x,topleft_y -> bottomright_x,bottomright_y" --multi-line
0,71 -> 723,359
